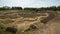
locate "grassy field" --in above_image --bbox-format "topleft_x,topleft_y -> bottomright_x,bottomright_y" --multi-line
0,10 -> 60,34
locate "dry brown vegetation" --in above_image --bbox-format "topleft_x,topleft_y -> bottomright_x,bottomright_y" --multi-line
0,10 -> 60,34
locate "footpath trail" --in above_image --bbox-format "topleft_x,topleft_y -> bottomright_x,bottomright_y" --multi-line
35,13 -> 60,34
16,16 -> 48,30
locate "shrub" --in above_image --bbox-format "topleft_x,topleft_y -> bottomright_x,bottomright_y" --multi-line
25,25 -> 37,31
0,23 -> 5,29
6,27 -> 17,33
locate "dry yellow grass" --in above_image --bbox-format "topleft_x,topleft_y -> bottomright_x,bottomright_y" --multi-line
0,10 -> 60,34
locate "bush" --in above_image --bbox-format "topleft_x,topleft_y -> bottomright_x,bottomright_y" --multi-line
25,25 -> 37,31
0,23 -> 5,29
6,27 -> 17,33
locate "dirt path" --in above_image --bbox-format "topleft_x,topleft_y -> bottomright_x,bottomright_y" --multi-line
35,13 -> 60,34
16,16 -> 47,30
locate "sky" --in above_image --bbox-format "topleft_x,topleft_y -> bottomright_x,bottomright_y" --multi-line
0,0 -> 60,8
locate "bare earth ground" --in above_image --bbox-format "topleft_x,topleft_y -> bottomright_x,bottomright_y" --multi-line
34,12 -> 60,34
0,10 -> 60,34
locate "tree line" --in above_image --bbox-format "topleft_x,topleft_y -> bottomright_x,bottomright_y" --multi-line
24,6 -> 60,11
0,6 -> 22,10
0,6 -> 60,11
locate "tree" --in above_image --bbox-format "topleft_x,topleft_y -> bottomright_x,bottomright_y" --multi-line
11,7 -> 22,10
24,8 -> 37,10
0,6 -> 11,10
57,6 -> 60,11
49,6 -> 57,11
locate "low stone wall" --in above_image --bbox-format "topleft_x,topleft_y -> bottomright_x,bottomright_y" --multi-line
41,12 -> 57,23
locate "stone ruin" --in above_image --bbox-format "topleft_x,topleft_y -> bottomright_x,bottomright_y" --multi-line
41,12 -> 57,23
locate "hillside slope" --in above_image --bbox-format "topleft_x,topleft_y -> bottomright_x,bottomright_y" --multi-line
35,12 -> 60,34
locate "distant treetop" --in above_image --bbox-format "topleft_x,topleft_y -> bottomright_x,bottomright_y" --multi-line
0,6 -> 60,11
